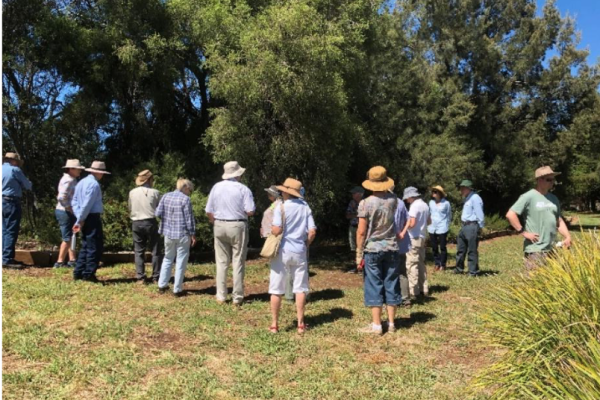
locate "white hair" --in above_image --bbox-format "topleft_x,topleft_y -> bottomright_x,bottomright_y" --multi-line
176,178 -> 194,192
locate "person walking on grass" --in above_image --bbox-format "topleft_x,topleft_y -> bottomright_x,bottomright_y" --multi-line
129,170 -> 163,284
346,186 -> 364,273
72,161 -> 110,282
156,178 -> 196,297
2,152 -> 32,269
356,166 -> 401,335
455,180 -> 484,276
428,185 -> 451,272
54,159 -> 85,268
399,187 -> 430,299
393,186 -> 412,307
268,178 -> 316,334
506,166 -> 572,271
205,161 -> 255,306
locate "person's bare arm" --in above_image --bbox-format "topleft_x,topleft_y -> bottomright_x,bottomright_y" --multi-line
307,229 -> 317,246
506,209 -> 539,242
246,211 -> 255,217
272,225 -> 283,236
356,218 -> 367,267
399,217 -> 415,240
557,217 -> 572,248
206,212 -> 215,224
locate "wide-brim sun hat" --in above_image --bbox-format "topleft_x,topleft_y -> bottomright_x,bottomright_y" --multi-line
362,166 -> 394,192
4,152 -> 24,167
402,186 -> 421,200
276,178 -> 303,198
264,185 -> 281,198
459,179 -> 474,189
431,185 -> 447,197
222,161 -> 246,180
349,186 -> 365,194
535,166 -> 561,179
62,159 -> 85,170
136,169 -> 153,186
85,161 -> 111,174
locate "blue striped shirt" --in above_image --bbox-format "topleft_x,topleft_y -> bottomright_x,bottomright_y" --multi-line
156,190 -> 195,239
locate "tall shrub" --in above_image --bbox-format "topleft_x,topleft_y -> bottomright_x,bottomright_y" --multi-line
476,232 -> 600,399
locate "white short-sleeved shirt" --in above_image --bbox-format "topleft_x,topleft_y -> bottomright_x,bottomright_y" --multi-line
273,198 -> 316,254
408,198 -> 430,239
205,179 -> 255,220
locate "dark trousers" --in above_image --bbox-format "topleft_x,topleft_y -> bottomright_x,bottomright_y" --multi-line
132,219 -> 163,280
74,213 -> 103,278
430,232 -> 448,267
456,224 -> 479,275
2,198 -> 22,264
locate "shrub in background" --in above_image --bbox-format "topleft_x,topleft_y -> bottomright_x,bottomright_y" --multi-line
476,232 -> 600,399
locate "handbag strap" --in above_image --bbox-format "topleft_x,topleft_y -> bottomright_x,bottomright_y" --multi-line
280,201 -> 286,235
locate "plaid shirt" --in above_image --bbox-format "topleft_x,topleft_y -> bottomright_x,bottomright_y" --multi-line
155,190 -> 195,239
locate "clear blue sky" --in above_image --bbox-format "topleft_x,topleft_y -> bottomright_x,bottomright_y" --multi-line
537,0 -> 600,66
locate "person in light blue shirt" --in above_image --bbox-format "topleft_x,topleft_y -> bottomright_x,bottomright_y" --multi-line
455,180 -> 484,276
2,152 -> 32,267
427,185 -> 452,271
71,161 -> 110,282
268,178 -> 316,334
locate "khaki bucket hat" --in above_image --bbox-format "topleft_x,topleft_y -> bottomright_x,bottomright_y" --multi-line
136,170 -> 153,186
535,166 -> 561,179
62,159 -> 86,169
85,161 -> 111,174
222,161 -> 246,180
4,152 -> 23,167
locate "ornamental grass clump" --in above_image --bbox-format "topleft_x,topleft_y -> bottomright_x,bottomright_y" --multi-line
477,231 -> 600,399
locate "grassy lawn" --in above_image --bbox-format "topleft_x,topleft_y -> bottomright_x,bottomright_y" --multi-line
0,232 -> 579,400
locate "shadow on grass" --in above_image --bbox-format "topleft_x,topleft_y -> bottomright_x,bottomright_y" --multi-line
102,277 -> 138,285
445,267 -> 499,276
394,311 -> 436,329
301,307 -> 353,330
185,274 -> 212,282
243,288 -> 346,304
428,284 -> 449,294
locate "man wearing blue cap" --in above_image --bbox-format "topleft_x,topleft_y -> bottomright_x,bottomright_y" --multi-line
455,180 -> 484,276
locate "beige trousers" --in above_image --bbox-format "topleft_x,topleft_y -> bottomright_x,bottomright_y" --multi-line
214,220 -> 249,303
407,237 -> 428,297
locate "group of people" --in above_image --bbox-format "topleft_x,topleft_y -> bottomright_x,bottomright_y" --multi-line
2,151 -> 572,334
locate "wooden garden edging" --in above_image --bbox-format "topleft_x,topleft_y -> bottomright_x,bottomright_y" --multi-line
14,229 -> 518,268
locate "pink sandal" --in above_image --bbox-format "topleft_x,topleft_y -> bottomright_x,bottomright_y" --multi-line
297,324 -> 308,334
268,325 -> 279,333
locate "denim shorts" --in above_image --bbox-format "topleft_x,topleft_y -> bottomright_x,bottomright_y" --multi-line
363,251 -> 401,307
55,209 -> 76,242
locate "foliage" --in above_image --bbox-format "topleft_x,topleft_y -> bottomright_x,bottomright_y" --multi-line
476,232 -> 600,399
4,0 -> 600,247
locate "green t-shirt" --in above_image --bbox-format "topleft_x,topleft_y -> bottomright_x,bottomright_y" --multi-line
510,189 -> 561,253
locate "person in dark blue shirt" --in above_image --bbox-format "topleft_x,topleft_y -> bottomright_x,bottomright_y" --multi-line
2,152 -> 32,268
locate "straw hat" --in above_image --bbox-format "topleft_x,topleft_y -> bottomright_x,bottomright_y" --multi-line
85,161 -> 111,175
362,166 -> 394,192
402,186 -> 421,200
431,185 -> 447,197
276,178 -> 303,198
535,166 -> 561,179
136,169 -> 153,186
62,159 -> 85,170
4,152 -> 23,167
222,161 -> 246,180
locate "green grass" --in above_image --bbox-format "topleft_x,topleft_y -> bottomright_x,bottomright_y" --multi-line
1,230 -> 589,400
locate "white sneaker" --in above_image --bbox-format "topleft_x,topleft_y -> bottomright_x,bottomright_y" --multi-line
359,323 -> 383,335
387,321 -> 396,333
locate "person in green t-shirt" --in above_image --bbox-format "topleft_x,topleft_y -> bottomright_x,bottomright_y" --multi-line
506,166 -> 572,269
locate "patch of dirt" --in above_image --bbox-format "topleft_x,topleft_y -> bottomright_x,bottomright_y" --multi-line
2,353 -> 47,374
2,267 -> 54,278
131,327 -> 185,352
